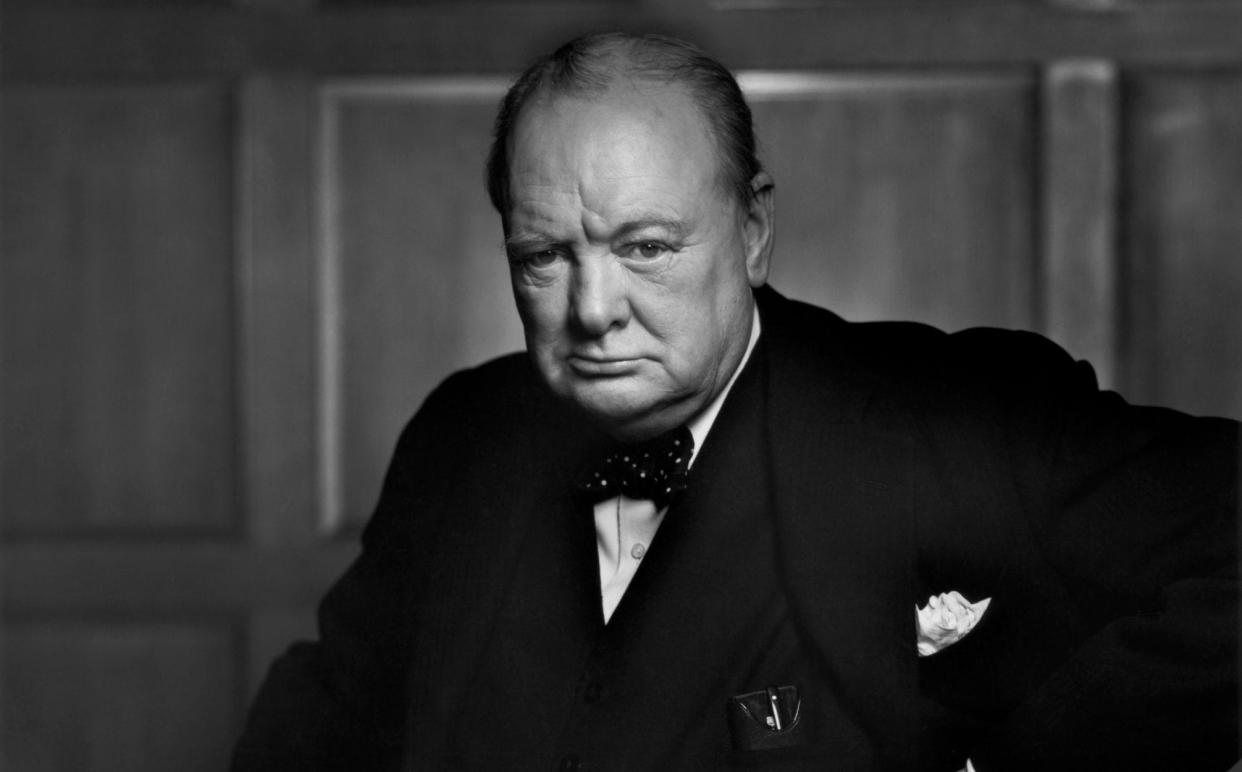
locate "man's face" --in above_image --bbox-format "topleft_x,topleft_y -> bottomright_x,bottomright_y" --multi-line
505,81 -> 773,441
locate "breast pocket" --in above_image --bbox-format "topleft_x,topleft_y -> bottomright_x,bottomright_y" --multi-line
726,685 -> 806,752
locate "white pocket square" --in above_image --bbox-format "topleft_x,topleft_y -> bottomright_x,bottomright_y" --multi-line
915,591 -> 991,657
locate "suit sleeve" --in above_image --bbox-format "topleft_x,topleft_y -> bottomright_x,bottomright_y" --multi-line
230,376 -> 467,772
967,334 -> 1240,771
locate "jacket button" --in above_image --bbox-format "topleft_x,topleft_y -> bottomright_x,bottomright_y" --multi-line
583,680 -> 602,703
558,754 -> 580,771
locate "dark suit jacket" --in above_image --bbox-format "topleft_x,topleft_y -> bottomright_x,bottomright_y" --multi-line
233,286 -> 1240,771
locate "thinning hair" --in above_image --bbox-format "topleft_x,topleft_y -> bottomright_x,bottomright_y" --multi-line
484,32 -> 761,226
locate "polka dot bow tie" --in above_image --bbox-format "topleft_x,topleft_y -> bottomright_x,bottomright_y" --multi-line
579,425 -> 694,509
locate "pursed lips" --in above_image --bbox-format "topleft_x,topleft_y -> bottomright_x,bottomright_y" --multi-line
566,354 -> 642,377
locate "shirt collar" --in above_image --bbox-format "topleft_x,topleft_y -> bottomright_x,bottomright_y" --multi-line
685,305 -> 761,470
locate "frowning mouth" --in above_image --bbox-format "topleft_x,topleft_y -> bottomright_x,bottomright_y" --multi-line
566,355 -> 640,377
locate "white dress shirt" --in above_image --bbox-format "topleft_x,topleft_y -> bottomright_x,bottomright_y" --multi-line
593,307 -> 762,622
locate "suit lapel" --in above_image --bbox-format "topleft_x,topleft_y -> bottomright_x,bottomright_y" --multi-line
403,385 -> 604,766
759,289 -> 920,768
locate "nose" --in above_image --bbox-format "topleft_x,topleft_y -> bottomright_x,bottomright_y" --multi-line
570,256 -> 630,337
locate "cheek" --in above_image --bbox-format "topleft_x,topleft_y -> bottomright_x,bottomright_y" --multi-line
666,260 -> 749,366
655,303 -> 718,368
514,288 -> 567,343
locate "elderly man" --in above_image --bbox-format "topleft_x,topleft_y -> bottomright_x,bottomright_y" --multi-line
233,33 -> 1239,771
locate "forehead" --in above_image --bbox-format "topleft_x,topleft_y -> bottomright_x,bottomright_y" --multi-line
507,81 -> 723,205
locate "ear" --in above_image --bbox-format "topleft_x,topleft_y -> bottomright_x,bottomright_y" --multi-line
742,171 -> 775,288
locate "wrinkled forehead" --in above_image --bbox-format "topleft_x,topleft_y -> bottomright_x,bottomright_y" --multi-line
507,79 -> 727,196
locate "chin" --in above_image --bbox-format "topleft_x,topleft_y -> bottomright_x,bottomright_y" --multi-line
572,389 -> 697,442
555,382 -> 654,436
567,384 -> 648,419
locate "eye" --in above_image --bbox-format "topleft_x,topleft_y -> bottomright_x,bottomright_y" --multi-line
526,249 -> 561,267
509,247 -> 563,269
626,241 -> 669,260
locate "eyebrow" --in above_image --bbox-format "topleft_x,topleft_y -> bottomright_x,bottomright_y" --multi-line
613,217 -> 687,242
504,216 -> 688,254
504,230 -> 560,254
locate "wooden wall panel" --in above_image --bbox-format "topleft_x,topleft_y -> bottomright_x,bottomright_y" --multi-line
319,80 -> 525,531
238,75 -> 321,546
1,83 -> 238,536
748,73 -> 1036,332
8,6 -> 1242,79
1040,60 -> 1120,388
1123,69 -> 1242,419
1,620 -> 239,772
